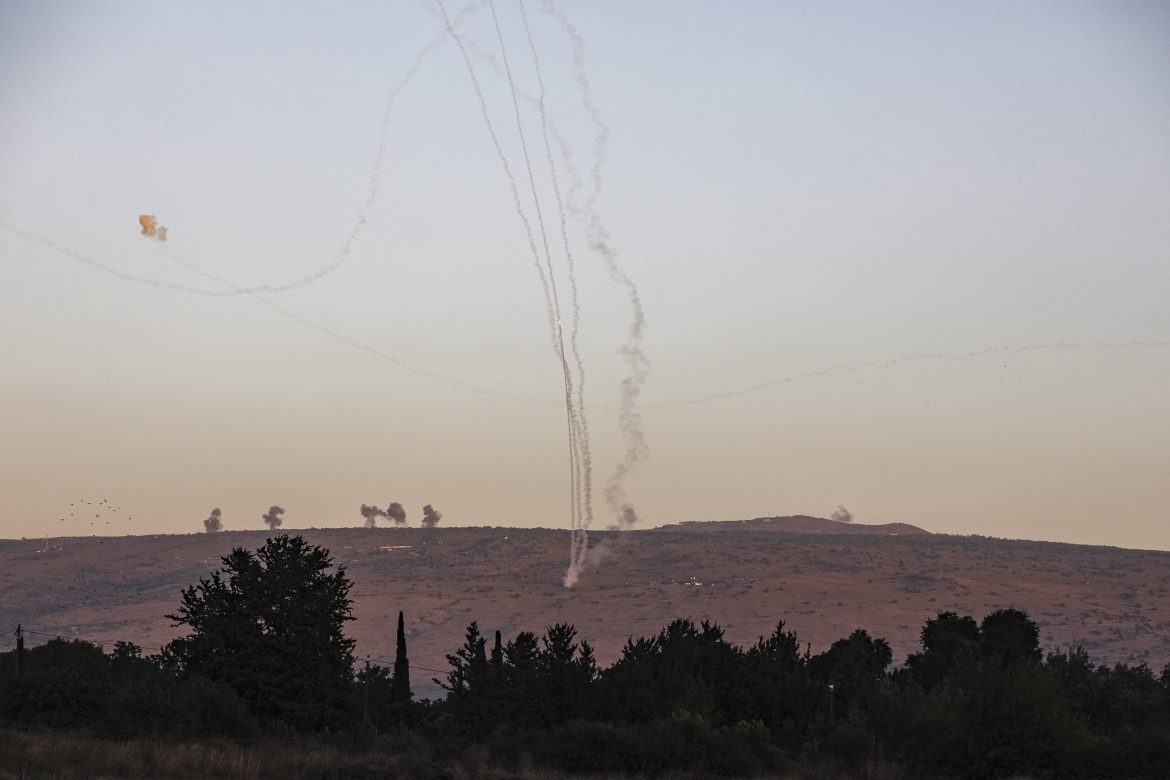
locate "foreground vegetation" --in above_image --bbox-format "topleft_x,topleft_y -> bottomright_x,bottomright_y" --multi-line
2,535 -> 1168,778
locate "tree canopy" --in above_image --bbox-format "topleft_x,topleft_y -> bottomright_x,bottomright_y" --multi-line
162,534 -> 355,729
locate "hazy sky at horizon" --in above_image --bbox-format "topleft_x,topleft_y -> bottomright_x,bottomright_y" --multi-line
2,1 -> 1168,551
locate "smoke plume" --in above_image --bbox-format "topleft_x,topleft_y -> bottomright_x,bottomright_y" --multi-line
385,502 -> 407,525
360,503 -> 384,528
262,505 -> 284,530
138,214 -> 167,242
831,506 -> 853,524
541,0 -> 650,587
203,507 -> 222,533
420,504 -> 442,528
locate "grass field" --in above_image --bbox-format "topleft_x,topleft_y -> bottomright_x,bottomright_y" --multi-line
0,726 -> 915,779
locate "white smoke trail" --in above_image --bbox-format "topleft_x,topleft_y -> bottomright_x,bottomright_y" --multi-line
542,0 -> 649,583
439,3 -> 595,581
648,340 -> 1170,410
515,0 -> 596,582
159,244 -> 553,405
0,8 -> 480,301
310,1 -> 484,292
1,216 -> 560,405
436,0 -> 589,583
485,0 -> 590,581
486,0 -> 586,572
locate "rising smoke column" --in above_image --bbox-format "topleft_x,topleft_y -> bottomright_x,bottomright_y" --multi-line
262,505 -> 284,530
360,503 -> 384,528
420,504 -> 442,528
203,507 -> 223,533
831,506 -> 853,523
385,502 -> 407,525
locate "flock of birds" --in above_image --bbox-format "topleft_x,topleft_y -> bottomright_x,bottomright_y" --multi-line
58,498 -> 127,527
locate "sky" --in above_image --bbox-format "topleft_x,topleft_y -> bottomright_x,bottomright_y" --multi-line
1,0 -> 1168,553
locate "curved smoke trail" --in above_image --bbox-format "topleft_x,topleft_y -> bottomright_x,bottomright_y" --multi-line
0,6 -> 481,300
436,0 -> 590,584
2,215 -> 556,405
487,0 -> 594,583
648,340 -> 1170,410
543,0 -> 650,582
440,3 -> 595,578
516,0 -> 596,582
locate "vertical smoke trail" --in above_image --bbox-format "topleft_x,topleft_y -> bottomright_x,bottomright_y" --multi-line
516,0 -> 595,581
436,0 -> 588,582
438,1 -> 561,355
485,0 -> 591,584
544,0 -> 650,556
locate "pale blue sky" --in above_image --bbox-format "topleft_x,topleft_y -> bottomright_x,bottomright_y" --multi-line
1,0 -> 1168,551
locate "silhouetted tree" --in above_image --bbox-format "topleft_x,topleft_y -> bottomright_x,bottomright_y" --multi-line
743,621 -> 816,740
162,534 -> 356,730
904,610 -> 980,690
390,610 -> 411,705
980,608 -> 1041,666
491,630 -> 503,666
598,618 -> 744,724
438,622 -> 489,731
535,624 -> 595,726
810,629 -> 892,708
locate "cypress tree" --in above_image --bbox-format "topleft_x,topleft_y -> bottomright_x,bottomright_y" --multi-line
491,630 -> 503,666
390,610 -> 412,704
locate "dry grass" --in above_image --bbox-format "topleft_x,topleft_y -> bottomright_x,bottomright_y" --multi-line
0,728 -> 414,779
0,727 -> 911,779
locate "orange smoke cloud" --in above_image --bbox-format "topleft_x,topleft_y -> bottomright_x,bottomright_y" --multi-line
138,214 -> 167,241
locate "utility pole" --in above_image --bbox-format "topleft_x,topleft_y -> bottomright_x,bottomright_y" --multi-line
828,683 -> 835,721
14,625 -> 25,678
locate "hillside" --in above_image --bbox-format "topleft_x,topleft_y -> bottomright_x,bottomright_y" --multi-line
2,518 -> 1168,696
673,514 -> 930,535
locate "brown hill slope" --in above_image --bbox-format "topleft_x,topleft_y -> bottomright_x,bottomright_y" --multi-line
2,520 -> 1168,696
674,515 -> 929,535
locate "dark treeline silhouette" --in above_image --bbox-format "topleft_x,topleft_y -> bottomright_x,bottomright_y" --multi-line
2,535 -> 1169,778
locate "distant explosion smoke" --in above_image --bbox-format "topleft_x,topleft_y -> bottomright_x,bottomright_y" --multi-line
262,505 -> 284,530
203,507 -> 222,533
385,502 -> 407,525
831,506 -> 853,524
360,503 -> 384,528
138,214 -> 168,242
420,504 -> 442,528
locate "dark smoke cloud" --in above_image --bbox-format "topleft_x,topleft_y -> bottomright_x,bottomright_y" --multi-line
360,503 -> 383,528
385,502 -> 407,525
262,505 -> 284,530
831,505 -> 853,524
609,504 -> 637,531
203,507 -> 222,533
421,504 -> 442,529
